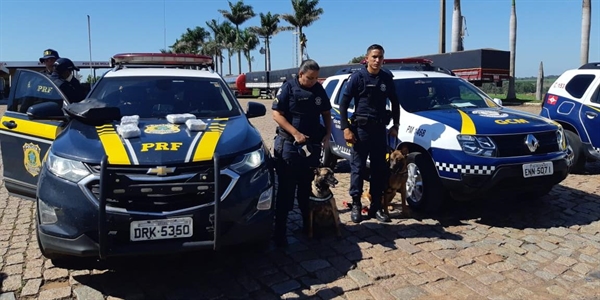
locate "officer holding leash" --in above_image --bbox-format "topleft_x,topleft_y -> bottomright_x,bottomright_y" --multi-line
339,44 -> 400,223
272,59 -> 332,247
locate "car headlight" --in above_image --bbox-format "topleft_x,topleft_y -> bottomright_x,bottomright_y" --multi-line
229,147 -> 265,174
457,135 -> 497,157
556,127 -> 567,151
46,151 -> 91,182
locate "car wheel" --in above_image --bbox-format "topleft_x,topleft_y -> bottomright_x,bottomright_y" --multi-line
565,130 -> 586,174
320,144 -> 338,169
405,152 -> 445,213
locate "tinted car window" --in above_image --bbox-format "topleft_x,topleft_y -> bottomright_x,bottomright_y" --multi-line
565,74 -> 595,99
324,79 -> 339,99
88,76 -> 241,118
10,71 -> 64,113
394,77 -> 496,112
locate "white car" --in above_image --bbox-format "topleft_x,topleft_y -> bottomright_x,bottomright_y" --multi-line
540,62 -> 600,173
321,68 -> 573,212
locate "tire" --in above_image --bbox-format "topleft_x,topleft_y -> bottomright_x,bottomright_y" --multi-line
565,130 -> 586,174
320,144 -> 338,169
405,152 -> 445,213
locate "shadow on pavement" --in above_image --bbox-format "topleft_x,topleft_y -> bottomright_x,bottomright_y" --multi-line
430,177 -> 600,230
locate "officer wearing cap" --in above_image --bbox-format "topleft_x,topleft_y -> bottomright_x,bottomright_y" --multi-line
39,49 -> 60,76
272,59 -> 332,247
51,58 -> 86,103
339,44 -> 400,223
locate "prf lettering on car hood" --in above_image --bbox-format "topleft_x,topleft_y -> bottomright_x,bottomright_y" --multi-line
494,119 -> 529,125
141,142 -> 183,152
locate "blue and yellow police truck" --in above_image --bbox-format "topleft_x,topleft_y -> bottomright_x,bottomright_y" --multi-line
0,53 -> 275,262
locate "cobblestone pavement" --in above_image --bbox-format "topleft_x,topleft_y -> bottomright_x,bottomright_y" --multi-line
1,102 -> 599,300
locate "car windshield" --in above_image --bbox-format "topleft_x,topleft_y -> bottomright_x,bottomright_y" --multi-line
395,77 -> 498,113
88,76 -> 241,118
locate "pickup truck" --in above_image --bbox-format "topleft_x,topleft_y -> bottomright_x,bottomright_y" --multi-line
321,67 -> 573,212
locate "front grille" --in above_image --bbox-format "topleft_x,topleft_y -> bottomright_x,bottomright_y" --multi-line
491,131 -> 559,157
84,160 -> 234,213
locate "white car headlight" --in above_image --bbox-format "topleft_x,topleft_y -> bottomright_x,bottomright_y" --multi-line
457,135 -> 497,157
46,151 -> 91,182
229,147 -> 265,174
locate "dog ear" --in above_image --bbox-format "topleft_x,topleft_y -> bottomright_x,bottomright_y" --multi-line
401,145 -> 409,155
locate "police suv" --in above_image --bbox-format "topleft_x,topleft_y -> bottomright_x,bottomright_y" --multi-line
540,62 -> 600,173
321,67 -> 573,212
0,53 -> 275,261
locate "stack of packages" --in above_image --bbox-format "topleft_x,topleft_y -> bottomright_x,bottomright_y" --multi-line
166,113 -> 207,131
117,115 -> 141,138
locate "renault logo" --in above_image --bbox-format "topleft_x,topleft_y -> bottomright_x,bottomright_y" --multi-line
147,166 -> 175,176
525,134 -> 539,153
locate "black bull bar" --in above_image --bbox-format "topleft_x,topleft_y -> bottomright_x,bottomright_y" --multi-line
97,153 -> 223,259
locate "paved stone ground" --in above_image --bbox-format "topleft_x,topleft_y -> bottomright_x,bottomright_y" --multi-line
1,101 -> 599,300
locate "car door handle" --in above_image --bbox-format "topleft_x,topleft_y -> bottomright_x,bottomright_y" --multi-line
2,120 -> 17,129
586,111 -> 597,119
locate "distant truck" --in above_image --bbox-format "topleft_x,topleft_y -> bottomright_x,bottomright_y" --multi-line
232,48 -> 510,97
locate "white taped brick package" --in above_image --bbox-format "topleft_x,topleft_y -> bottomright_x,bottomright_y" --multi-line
167,113 -> 196,124
186,119 -> 207,131
117,123 -> 141,139
120,115 -> 140,125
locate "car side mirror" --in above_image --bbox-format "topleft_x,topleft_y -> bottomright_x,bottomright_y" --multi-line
246,101 -> 266,119
493,98 -> 503,106
27,102 -> 66,121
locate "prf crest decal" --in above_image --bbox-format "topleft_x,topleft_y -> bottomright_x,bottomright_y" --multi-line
23,143 -> 42,177
144,124 -> 180,135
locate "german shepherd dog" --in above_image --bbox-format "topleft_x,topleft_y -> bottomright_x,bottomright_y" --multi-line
363,146 -> 410,217
307,167 -> 341,238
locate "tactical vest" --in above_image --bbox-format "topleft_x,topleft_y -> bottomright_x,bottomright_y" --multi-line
354,68 -> 389,121
281,79 -> 322,140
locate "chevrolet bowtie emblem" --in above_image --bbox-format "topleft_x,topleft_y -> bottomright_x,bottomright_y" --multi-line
147,166 -> 175,176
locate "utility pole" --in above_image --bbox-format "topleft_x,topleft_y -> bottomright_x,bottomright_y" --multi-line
439,0 -> 446,53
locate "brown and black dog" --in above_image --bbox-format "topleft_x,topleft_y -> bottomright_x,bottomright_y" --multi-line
307,167 -> 341,238
363,146 -> 410,217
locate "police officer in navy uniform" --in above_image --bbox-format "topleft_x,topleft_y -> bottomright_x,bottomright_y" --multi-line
339,44 -> 400,223
51,58 -> 86,103
39,49 -> 60,76
272,59 -> 332,247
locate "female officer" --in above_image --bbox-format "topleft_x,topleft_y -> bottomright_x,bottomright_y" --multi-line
272,59 -> 332,247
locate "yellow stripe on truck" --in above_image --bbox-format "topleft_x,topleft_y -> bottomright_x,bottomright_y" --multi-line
96,124 -> 131,165
0,116 -> 60,140
192,119 -> 228,162
457,109 -> 476,135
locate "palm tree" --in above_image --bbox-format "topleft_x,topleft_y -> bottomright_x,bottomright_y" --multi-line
217,22 -> 237,75
249,12 -> 294,71
237,28 -> 260,72
218,0 -> 256,75
451,0 -> 463,52
581,0 -> 592,65
281,0 -> 324,64
439,0 -> 446,53
206,19 -> 227,74
177,26 -> 210,54
507,0 -> 517,100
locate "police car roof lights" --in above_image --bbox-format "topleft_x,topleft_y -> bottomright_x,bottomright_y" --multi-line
110,53 -> 214,69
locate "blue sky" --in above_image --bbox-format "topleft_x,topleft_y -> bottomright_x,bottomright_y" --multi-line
1,0 -> 599,79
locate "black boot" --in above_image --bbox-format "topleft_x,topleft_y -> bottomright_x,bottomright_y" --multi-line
273,212 -> 288,247
350,197 -> 362,223
368,209 -> 391,223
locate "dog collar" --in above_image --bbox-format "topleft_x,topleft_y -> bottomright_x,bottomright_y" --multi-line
309,194 -> 333,202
